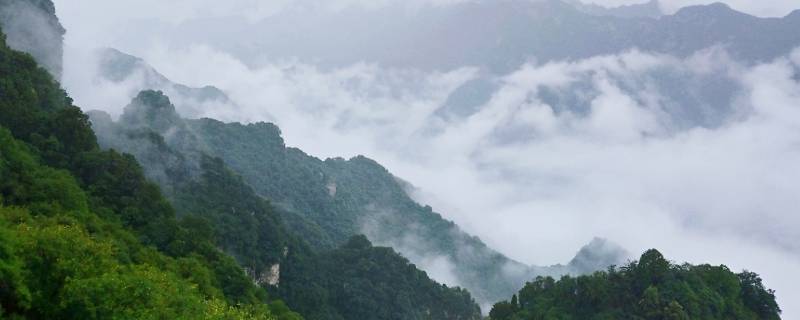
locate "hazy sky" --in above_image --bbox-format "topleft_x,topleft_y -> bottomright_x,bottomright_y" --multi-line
54,0 -> 800,317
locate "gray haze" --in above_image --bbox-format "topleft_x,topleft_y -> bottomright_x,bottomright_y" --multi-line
54,0 -> 800,317
55,0 -> 800,75
94,48 -> 241,119
0,0 -> 64,78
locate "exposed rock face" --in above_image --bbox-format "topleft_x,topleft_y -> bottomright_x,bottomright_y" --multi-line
0,0 -> 64,79
248,264 -> 281,287
326,181 -> 337,197
266,263 -> 280,286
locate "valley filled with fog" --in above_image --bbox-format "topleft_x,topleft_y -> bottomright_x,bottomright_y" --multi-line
46,0 -> 800,317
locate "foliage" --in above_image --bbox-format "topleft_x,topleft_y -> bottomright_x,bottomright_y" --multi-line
90,89 -> 483,319
489,249 -> 781,320
314,235 -> 481,320
0,28 -> 289,318
0,130 -> 274,318
189,117 -> 531,304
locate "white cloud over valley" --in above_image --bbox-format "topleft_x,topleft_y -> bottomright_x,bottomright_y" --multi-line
55,0 -> 800,317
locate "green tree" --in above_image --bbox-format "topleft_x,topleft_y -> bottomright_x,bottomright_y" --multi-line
490,250 -> 781,320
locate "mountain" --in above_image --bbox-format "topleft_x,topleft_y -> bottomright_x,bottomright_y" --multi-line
189,115 -> 632,305
489,250 -> 781,320
159,0 -> 800,73
7,1 -> 788,318
87,85 -> 629,307
89,90 -> 484,320
77,43 -> 633,306
0,0 -> 64,78
95,48 -> 239,119
1,5 -> 481,319
75,0 -> 774,307
2,20 -> 781,318
0,25 -> 299,319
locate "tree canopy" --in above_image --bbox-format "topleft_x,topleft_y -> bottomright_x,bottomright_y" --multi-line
489,249 -> 781,320
0,28 -> 297,319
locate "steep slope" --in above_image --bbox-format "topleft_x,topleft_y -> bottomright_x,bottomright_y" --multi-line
89,90 -> 484,320
0,28 -> 292,319
313,235 -> 479,320
489,250 -> 781,319
169,112 -> 628,306
0,129 -> 287,319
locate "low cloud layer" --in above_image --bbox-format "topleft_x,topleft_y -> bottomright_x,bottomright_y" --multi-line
63,41 -> 800,317
55,0 -> 800,317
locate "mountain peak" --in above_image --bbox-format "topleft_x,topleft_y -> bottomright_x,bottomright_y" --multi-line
674,2 -> 741,18
568,237 -> 629,272
119,90 -> 183,133
98,47 -> 157,83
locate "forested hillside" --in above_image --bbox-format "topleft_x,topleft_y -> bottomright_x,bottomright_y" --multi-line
186,113 -> 627,305
88,90 -> 483,320
489,250 -> 781,320
0,28 -> 295,319
86,82 -> 627,306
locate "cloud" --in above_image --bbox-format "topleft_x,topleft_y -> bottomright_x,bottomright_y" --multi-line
56,0 -> 800,317
74,44 -> 800,317
0,0 -> 64,78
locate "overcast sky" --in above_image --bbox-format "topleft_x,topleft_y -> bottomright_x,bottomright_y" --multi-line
54,0 -> 800,317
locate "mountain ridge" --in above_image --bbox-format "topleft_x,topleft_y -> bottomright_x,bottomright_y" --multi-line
88,87 -> 630,307
89,90 -> 485,319
151,0 -> 800,73
95,48 -> 238,119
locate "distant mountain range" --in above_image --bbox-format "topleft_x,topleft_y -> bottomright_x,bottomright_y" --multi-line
96,48 -> 239,119
156,0 -> 800,72
565,0 -> 662,18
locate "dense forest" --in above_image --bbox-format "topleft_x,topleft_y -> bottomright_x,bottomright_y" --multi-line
489,250 -> 781,320
179,112 -> 598,305
0,28 -> 296,318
